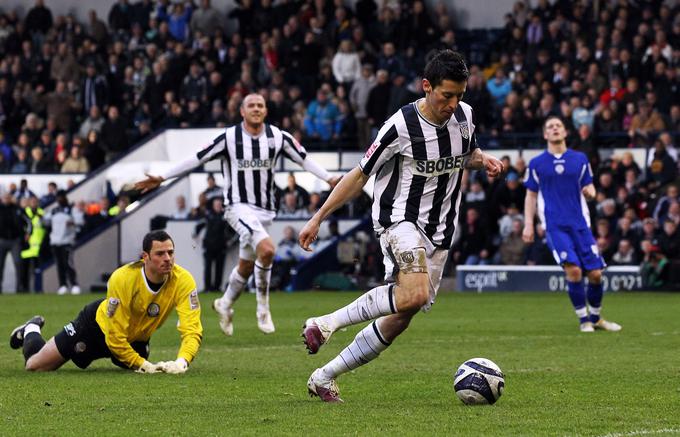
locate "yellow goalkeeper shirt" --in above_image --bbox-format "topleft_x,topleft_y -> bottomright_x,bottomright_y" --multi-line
95,261 -> 203,369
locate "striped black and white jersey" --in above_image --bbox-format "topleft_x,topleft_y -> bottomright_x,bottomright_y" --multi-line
191,123 -> 317,211
359,100 -> 477,248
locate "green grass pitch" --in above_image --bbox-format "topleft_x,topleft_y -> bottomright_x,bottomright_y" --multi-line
1,291 -> 679,436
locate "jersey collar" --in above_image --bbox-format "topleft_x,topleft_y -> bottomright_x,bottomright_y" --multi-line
413,99 -> 451,129
140,267 -> 167,294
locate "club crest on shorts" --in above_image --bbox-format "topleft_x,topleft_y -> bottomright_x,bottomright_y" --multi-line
401,251 -> 415,264
74,341 -> 87,353
147,303 -> 161,317
106,297 -> 120,317
459,122 -> 469,139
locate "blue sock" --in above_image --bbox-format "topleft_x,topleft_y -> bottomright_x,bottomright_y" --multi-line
567,280 -> 589,324
587,282 -> 604,323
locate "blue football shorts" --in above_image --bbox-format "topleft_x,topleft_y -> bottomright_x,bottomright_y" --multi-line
545,226 -> 606,271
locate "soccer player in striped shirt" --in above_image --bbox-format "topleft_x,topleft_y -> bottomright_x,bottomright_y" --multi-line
9,230 -> 202,373
136,93 -> 339,336
523,116 -> 622,333
299,50 -> 504,402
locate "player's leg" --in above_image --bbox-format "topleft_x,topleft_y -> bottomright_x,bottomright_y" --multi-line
25,337 -> 68,371
214,205 -> 259,335
254,237 -> 276,334
315,248 -> 446,382
9,315 -> 67,371
585,269 -> 622,331
547,228 -> 591,331
214,258 -> 253,336
563,263 -> 592,331
303,223 -> 427,353
306,228 -> 443,402
577,228 -> 621,331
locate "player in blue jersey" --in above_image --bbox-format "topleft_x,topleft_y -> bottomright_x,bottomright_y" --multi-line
522,116 -> 622,332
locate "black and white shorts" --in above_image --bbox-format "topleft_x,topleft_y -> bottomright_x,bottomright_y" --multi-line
224,204 -> 275,261
54,299 -> 149,369
379,221 -> 449,312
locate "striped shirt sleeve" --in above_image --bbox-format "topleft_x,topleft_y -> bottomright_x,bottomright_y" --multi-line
161,133 -> 227,180
280,131 -> 307,164
359,122 -> 399,176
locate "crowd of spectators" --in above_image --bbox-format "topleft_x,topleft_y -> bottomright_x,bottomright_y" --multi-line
0,0 -> 678,289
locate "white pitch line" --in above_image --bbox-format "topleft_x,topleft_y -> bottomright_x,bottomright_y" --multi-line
595,428 -> 680,437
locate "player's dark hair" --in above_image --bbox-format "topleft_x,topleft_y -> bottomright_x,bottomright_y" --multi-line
542,115 -> 565,131
423,50 -> 469,88
143,230 -> 174,253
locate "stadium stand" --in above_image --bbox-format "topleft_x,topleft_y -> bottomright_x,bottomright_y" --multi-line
0,0 -> 678,293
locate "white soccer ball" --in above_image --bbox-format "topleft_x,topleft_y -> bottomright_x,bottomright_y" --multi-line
453,357 -> 505,405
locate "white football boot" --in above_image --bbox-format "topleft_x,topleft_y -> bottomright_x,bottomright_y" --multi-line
212,299 -> 234,336
307,368 -> 343,403
256,309 -> 275,334
579,322 -> 595,332
594,319 -> 622,331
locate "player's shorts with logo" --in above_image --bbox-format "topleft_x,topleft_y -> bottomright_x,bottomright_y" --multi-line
379,221 -> 449,312
224,203 -> 276,261
546,225 -> 606,271
54,299 -> 148,369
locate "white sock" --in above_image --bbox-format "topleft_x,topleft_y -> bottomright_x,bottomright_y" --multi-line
575,307 -> 588,319
254,262 -> 272,313
221,267 -> 247,307
322,320 -> 391,378
24,323 -> 42,335
588,305 -> 601,316
322,284 -> 396,331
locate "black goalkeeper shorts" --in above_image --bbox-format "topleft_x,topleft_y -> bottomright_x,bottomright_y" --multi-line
54,298 -> 149,369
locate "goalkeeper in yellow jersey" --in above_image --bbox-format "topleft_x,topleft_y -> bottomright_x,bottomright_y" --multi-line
8,230 -> 202,374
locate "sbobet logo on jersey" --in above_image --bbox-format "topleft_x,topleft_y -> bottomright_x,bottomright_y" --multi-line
412,155 -> 466,177
237,159 -> 274,170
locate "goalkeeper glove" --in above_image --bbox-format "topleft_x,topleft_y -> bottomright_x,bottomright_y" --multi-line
136,360 -> 163,374
160,358 -> 188,374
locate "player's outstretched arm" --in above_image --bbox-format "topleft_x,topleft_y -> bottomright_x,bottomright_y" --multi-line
522,190 -> 538,243
135,173 -> 165,193
299,167 -> 368,251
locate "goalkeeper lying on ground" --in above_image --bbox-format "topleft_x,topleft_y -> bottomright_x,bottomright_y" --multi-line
9,230 -> 202,374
